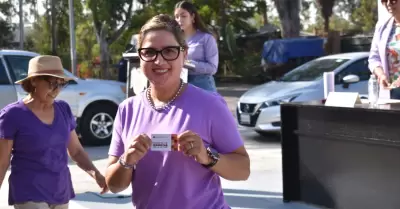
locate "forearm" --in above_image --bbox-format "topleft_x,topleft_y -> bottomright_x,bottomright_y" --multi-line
373,66 -> 385,77
188,60 -> 218,75
105,162 -> 133,193
71,150 -> 99,178
0,163 -> 9,190
210,153 -> 250,181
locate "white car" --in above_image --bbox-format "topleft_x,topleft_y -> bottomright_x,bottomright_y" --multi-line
237,52 -> 371,136
0,50 -> 126,145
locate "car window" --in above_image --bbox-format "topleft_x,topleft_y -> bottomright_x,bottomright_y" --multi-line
0,59 -> 11,85
279,58 -> 350,82
64,69 -> 79,80
4,55 -> 33,82
336,58 -> 370,83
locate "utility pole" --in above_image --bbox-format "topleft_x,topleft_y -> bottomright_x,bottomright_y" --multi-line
19,0 -> 24,49
51,0 -> 57,55
68,0 -> 77,75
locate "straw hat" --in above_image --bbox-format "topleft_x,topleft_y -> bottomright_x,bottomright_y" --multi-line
15,55 -> 74,84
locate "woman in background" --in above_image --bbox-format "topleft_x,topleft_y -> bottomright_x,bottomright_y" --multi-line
174,0 -> 219,92
369,0 -> 400,99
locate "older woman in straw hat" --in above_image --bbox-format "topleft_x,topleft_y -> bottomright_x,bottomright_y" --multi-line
0,55 -> 108,209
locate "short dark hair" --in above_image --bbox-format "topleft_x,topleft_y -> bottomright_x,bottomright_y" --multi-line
21,79 -> 35,93
20,76 -> 53,93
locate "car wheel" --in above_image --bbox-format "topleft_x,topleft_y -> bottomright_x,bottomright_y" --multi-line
80,103 -> 118,146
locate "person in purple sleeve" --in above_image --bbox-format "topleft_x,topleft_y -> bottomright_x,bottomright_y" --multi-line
174,0 -> 219,92
0,55 -> 108,209
105,14 -> 250,209
369,0 -> 400,99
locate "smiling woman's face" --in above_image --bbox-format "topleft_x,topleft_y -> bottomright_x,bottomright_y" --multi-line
383,0 -> 400,15
30,76 -> 67,103
139,30 -> 187,88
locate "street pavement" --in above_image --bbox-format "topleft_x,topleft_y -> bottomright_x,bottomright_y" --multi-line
0,83 -> 320,209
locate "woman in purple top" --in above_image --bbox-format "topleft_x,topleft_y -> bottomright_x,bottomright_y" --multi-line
369,0 -> 400,99
0,55 -> 107,209
174,1 -> 219,92
105,14 -> 250,209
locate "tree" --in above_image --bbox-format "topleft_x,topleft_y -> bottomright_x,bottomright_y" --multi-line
0,1 -> 15,47
335,0 -> 359,18
255,0 -> 268,26
86,0 -> 134,79
300,0 -> 312,30
0,21 -> 14,47
316,0 -> 335,33
27,0 -> 84,69
273,0 -> 301,37
351,0 -> 377,32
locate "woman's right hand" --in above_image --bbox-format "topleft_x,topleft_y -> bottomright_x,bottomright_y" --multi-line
378,74 -> 390,88
375,67 -> 390,88
123,134 -> 152,165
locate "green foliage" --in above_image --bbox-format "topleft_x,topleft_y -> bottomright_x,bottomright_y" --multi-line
26,0 -> 84,70
0,20 -> 14,47
351,0 -> 377,32
86,0 -> 132,30
1,0 -> 378,81
0,1 -> 13,16
0,1 -> 14,47
76,18 -> 98,61
225,23 -> 237,56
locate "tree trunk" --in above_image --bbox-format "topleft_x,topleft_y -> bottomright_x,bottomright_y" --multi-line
273,0 -> 301,38
263,12 -> 268,26
99,34 -> 110,79
91,0 -> 133,79
324,16 -> 330,33
51,0 -> 57,55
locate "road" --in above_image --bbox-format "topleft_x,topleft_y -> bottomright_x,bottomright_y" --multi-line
0,84 -> 318,209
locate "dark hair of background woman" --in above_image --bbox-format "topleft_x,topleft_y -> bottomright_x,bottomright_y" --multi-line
175,1 -> 210,34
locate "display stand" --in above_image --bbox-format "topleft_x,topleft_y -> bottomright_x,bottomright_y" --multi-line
281,101 -> 400,209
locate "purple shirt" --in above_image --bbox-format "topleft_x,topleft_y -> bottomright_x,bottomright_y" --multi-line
108,84 -> 243,209
369,17 -> 395,76
187,31 -> 219,75
0,100 -> 76,205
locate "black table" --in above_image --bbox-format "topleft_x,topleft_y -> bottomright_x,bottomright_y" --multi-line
281,102 -> 400,209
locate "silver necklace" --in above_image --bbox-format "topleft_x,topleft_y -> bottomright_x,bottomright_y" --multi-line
146,80 -> 184,111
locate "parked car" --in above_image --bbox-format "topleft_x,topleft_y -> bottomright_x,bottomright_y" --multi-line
237,52 -> 371,136
0,50 -> 126,145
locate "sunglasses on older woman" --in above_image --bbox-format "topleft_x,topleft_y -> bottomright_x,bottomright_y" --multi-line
382,0 -> 398,4
41,77 -> 68,91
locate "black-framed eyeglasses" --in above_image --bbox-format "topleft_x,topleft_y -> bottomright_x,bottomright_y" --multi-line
138,46 -> 185,62
381,0 -> 397,4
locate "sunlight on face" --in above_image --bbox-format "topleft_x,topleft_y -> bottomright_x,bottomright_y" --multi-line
384,0 -> 400,14
140,30 -> 187,88
32,76 -> 66,103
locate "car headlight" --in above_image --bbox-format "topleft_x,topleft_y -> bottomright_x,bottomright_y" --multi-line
257,94 -> 300,110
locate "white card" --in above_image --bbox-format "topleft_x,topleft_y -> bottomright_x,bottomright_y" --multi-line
151,134 -> 172,151
379,88 -> 391,100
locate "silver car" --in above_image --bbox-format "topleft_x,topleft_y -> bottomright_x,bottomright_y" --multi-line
237,52 -> 371,136
0,49 -> 126,145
